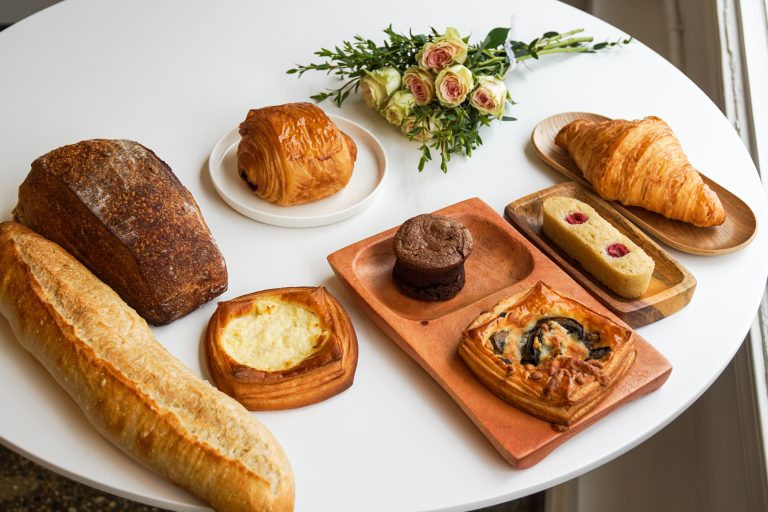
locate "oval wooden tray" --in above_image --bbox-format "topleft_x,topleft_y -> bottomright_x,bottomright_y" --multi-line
327,197 -> 671,468
505,182 -> 696,328
532,112 -> 757,255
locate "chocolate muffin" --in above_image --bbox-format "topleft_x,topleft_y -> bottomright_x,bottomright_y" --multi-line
392,214 -> 473,301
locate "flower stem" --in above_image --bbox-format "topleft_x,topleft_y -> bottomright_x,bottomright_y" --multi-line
515,46 -> 595,62
539,36 -> 594,51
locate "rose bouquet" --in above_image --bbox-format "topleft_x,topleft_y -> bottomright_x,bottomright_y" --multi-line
288,26 -> 630,172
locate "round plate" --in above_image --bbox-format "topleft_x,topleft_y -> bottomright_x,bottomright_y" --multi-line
209,115 -> 387,228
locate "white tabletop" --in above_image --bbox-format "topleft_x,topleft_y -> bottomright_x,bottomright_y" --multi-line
1,1 -> 766,511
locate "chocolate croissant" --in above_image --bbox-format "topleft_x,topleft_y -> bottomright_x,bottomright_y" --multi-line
237,102 -> 357,206
555,116 -> 725,227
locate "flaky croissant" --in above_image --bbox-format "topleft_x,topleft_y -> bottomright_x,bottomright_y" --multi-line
555,116 -> 725,227
238,102 -> 357,206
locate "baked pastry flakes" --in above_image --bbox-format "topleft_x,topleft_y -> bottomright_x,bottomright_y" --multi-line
237,102 -> 357,206
205,286 -> 358,410
555,116 -> 725,227
458,282 -> 636,426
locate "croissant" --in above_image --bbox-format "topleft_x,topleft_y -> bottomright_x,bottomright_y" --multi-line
555,116 -> 725,227
237,102 -> 357,206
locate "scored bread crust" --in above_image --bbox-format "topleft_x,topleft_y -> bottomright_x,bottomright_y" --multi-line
0,222 -> 293,512
205,287 -> 358,410
12,139 -> 228,326
458,281 -> 636,426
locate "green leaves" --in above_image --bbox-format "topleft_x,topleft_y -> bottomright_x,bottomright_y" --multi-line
408,102 -> 496,173
286,25 -> 425,107
511,29 -> 633,63
479,27 -> 511,52
287,25 -> 632,172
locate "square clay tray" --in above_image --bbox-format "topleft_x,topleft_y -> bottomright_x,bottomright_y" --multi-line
505,182 -> 697,328
327,197 -> 672,468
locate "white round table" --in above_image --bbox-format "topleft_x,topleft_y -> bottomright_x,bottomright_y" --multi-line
0,1 -> 766,510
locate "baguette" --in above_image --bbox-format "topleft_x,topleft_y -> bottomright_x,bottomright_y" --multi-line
0,222 -> 294,511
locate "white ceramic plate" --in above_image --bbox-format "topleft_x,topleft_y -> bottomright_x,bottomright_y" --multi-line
208,115 -> 387,228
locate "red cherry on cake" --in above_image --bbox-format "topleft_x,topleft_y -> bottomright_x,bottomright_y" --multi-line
606,243 -> 630,258
565,212 -> 588,225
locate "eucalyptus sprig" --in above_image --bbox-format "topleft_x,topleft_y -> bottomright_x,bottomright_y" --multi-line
287,26 -> 631,172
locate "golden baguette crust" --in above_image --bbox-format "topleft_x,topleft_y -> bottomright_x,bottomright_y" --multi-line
555,116 -> 725,227
0,222 -> 293,512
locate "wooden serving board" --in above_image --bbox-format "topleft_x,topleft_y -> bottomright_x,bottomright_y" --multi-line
327,197 -> 672,468
532,112 -> 757,255
505,182 -> 696,328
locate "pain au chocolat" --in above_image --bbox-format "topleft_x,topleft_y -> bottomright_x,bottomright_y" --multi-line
458,282 -> 636,426
237,102 -> 357,206
205,287 -> 358,410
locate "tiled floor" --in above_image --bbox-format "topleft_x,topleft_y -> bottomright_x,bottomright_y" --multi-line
0,444 -> 163,512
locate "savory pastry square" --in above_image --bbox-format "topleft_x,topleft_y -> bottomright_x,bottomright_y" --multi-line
458,281 -> 636,426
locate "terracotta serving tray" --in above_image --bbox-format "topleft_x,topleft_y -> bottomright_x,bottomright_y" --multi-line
327,197 -> 672,468
532,112 -> 757,256
505,182 -> 697,328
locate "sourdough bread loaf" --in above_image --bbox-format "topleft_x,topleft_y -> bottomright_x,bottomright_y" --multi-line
13,139 -> 227,325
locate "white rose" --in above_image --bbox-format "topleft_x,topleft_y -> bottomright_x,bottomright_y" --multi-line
382,90 -> 415,126
360,67 -> 401,110
469,76 -> 508,117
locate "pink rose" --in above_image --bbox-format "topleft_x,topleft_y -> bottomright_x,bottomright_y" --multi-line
418,42 -> 456,71
435,65 -> 474,107
416,28 -> 468,71
403,67 -> 435,105
469,76 -> 507,117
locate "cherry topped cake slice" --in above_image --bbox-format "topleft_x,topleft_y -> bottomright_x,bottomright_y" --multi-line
458,282 -> 636,426
542,196 -> 655,299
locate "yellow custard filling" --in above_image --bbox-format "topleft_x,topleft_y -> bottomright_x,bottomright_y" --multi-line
220,299 -> 327,371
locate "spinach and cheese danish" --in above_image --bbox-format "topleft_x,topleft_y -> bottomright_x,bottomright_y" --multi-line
459,281 -> 636,426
